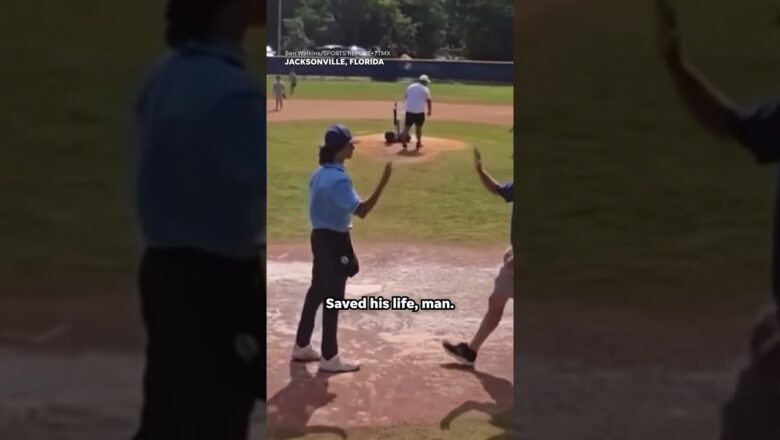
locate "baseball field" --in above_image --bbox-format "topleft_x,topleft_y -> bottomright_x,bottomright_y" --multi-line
517,0 -> 780,439
265,78 -> 514,439
0,1 -> 515,439
5,0 -> 778,437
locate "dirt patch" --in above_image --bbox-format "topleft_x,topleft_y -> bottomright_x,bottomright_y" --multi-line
352,133 -> 469,164
0,240 -> 764,439
266,243 -> 513,435
0,292 -> 143,353
0,243 -> 513,439
267,99 -> 513,127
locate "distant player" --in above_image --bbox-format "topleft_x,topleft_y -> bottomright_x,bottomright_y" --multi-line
401,74 -> 432,151
289,70 -> 297,96
272,75 -> 286,111
443,149 -> 514,367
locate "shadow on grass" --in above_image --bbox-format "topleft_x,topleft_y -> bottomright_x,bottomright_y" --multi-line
266,362 -> 347,439
439,363 -> 515,439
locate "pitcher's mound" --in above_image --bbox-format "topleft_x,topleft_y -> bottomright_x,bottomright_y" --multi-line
354,133 -> 468,163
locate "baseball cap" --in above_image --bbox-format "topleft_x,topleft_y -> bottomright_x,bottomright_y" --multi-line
321,124 -> 359,149
418,74 -> 430,83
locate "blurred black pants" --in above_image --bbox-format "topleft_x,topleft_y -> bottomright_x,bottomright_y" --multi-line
133,247 -> 265,440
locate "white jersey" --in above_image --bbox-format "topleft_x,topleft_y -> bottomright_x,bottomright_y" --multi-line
272,82 -> 285,97
404,82 -> 431,114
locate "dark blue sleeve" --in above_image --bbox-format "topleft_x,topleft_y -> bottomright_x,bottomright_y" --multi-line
497,182 -> 513,203
728,99 -> 780,164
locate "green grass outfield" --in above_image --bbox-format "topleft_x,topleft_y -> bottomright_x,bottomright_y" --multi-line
266,77 -> 513,105
268,120 -> 513,244
0,0 -> 512,291
517,0 -> 780,302
268,420 -> 516,440
268,412 -> 513,440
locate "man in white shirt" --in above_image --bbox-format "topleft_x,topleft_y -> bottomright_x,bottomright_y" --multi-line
288,70 -> 297,95
401,74 -> 432,151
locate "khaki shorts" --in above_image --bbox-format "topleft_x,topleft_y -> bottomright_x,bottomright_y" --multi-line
490,248 -> 514,299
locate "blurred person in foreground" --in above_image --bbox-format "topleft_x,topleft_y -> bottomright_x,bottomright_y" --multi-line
132,0 -> 266,438
656,1 -> 780,438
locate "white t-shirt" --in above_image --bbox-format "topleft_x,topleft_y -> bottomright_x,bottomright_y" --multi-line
404,82 -> 431,114
272,82 -> 285,97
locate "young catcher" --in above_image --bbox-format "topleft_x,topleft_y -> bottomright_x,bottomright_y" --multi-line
443,148 -> 514,367
272,75 -> 286,111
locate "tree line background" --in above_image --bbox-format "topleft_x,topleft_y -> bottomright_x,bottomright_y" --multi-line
267,0 -> 513,61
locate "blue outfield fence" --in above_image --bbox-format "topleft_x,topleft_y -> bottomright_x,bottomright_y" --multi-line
267,57 -> 514,83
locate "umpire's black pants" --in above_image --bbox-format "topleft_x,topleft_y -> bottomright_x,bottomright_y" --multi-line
133,247 -> 265,440
295,229 -> 358,360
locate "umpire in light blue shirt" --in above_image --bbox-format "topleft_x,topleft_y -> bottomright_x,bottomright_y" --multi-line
291,125 -> 393,373
132,0 -> 265,439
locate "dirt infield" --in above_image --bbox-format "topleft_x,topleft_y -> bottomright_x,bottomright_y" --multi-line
267,99 -> 513,127
518,296 -> 766,440
266,97 -> 514,436
268,98 -> 511,164
265,243 -> 514,437
0,244 -> 512,440
0,292 -> 268,440
350,133 -> 469,163
0,248 -> 764,439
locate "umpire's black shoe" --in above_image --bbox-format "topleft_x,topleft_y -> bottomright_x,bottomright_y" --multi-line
443,340 -> 477,367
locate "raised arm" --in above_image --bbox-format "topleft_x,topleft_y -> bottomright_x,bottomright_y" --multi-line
656,0 -> 780,163
656,0 -> 736,139
354,162 -> 393,219
473,149 -> 505,196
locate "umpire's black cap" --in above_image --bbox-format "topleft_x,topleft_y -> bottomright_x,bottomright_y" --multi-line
320,124 -> 360,149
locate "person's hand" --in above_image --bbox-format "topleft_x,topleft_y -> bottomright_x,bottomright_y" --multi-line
473,148 -> 483,171
427,109 -> 432,117
656,0 -> 683,66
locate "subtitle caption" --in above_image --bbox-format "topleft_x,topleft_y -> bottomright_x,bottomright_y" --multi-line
325,296 -> 456,312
